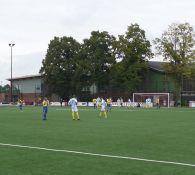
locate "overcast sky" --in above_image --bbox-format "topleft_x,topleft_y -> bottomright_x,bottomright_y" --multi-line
0,0 -> 194,85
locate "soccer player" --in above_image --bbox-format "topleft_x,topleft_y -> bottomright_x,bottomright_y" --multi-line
99,98 -> 107,118
127,98 -> 131,108
156,97 -> 160,109
92,98 -> 97,109
96,97 -> 101,108
18,98 -> 24,111
42,98 -> 49,120
145,98 -> 149,108
146,97 -> 152,108
106,97 -> 112,112
117,98 -> 120,107
60,98 -> 63,107
120,97 -> 123,107
68,96 -> 80,120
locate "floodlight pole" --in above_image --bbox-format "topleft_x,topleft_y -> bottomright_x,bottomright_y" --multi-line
9,43 -> 15,103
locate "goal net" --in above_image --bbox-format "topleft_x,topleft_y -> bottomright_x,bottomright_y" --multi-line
133,93 -> 171,108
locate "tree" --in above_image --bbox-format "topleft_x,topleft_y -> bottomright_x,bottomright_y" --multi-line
40,36 -> 81,100
81,31 -> 117,92
154,23 -> 195,100
40,25 -> 152,99
110,24 -> 153,91
0,84 -> 10,93
69,46 -> 92,99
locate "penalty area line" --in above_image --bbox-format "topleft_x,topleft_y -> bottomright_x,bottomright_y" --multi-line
0,143 -> 195,168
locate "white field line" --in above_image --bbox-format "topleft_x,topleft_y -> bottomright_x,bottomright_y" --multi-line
0,143 -> 195,168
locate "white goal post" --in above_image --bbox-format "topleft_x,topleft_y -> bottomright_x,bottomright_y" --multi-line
133,93 -> 171,108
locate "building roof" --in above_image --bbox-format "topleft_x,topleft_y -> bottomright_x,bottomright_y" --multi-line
148,61 -> 165,72
7,74 -> 42,81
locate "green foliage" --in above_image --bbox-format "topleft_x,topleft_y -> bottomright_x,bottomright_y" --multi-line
154,23 -> 195,100
40,24 -> 152,97
82,31 -> 117,88
154,23 -> 195,81
110,24 -> 152,91
0,84 -> 11,93
40,36 -> 81,99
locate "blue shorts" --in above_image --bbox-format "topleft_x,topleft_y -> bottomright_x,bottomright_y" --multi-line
43,106 -> 48,113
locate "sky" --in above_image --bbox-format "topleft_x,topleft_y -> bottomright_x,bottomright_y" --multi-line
0,0 -> 195,85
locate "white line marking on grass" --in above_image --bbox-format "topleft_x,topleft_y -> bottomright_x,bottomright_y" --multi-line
0,142 -> 195,168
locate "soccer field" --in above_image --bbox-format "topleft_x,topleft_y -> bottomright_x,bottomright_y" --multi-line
0,106 -> 195,175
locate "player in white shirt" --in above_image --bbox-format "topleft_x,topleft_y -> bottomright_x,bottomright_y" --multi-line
117,98 -> 121,107
99,98 -> 107,118
146,98 -> 152,108
120,97 -> 123,107
96,97 -> 101,108
127,98 -> 131,108
68,96 -> 80,120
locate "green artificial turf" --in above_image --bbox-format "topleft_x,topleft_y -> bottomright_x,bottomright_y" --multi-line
0,106 -> 195,175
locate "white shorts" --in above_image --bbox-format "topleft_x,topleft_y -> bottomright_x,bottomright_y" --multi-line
71,107 -> 78,112
101,106 -> 106,112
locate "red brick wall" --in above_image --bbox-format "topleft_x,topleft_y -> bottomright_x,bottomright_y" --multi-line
20,93 -> 42,105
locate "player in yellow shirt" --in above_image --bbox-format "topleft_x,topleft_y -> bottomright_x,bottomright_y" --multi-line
156,97 -> 160,109
42,98 -> 49,120
18,98 -> 24,111
106,97 -> 112,112
92,98 -> 97,109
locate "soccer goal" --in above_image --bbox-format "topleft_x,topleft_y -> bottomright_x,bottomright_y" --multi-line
133,93 -> 171,108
